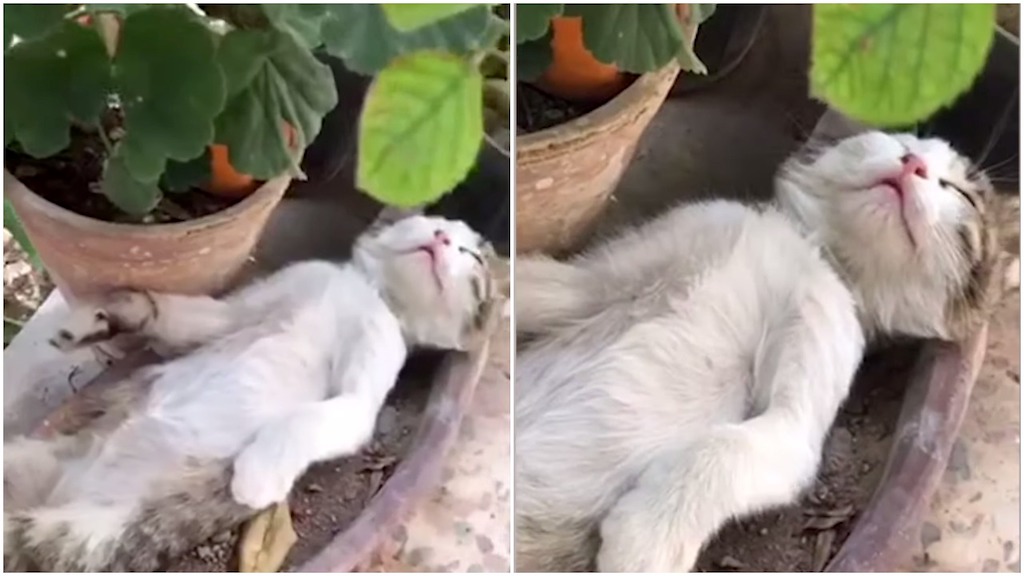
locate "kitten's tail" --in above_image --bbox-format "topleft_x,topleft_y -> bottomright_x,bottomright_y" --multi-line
4,460 -> 254,572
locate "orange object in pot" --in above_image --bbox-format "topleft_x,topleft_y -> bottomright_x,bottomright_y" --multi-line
538,16 -> 629,104
202,122 -> 297,199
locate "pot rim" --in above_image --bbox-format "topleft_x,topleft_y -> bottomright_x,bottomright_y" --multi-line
825,325 -> 989,571
516,64 -> 680,158
3,168 -> 292,237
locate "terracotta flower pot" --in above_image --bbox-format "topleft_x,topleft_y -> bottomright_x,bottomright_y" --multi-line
4,170 -> 290,301
516,64 -> 679,255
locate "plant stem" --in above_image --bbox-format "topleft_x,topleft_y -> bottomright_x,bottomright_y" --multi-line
95,125 -> 115,154
487,48 -> 510,67
470,50 -> 489,69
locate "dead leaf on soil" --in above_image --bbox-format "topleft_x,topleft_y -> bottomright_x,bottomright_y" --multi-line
362,454 -> 397,471
803,515 -> 847,531
811,529 -> 836,572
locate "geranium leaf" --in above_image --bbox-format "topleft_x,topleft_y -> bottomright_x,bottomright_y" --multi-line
261,4 -> 330,49
358,52 -> 482,206
812,4 -> 996,127
320,4 -> 492,75
4,4 -> 69,49
4,20 -> 111,157
214,28 -> 338,179
516,4 -> 562,43
161,149 -> 212,193
516,33 -> 553,81
565,4 -> 684,73
102,152 -> 162,216
115,6 -> 225,182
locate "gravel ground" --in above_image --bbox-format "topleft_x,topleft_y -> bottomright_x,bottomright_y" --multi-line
3,230 -> 52,344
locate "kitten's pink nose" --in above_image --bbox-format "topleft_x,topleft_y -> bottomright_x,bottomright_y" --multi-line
433,229 -> 451,246
900,153 -> 928,180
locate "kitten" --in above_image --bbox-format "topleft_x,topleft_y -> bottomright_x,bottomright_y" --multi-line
4,215 -> 496,572
514,132 -> 1013,572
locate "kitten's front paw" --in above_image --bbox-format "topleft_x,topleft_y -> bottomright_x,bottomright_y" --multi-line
49,291 -> 155,351
231,446 -> 298,510
49,307 -> 114,351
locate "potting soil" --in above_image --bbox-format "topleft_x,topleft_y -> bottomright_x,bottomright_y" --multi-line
517,83 -> 602,134
6,134 -> 237,225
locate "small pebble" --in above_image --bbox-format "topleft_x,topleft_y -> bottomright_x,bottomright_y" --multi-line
861,462 -> 872,473
759,527 -> 768,536
717,555 -> 744,570
306,483 -> 324,493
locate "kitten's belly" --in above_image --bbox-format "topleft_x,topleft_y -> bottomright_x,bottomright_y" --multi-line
143,331 -> 328,458
517,206 -> 820,517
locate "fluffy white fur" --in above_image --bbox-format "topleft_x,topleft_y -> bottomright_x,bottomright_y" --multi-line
514,132 -> 1003,572
5,215 -> 493,570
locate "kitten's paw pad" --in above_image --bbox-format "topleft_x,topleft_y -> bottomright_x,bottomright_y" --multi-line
49,308 -> 114,351
231,456 -> 295,510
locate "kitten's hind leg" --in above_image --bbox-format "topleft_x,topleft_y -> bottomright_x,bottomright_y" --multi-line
230,394 -> 382,510
516,256 -> 597,335
3,436 -> 82,511
597,417 -> 824,572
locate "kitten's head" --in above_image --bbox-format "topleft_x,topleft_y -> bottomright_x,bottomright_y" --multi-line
776,130 -> 1012,341
353,214 -> 497,350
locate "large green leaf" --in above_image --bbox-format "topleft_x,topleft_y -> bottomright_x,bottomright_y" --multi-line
516,4 -> 562,43
692,4 -> 717,25
3,198 -> 41,269
4,20 -> 111,155
358,52 -> 483,207
812,4 -> 996,127
320,4 -> 492,75
382,4 -> 478,32
101,151 -> 162,216
260,5 -> 330,49
115,6 -> 226,183
214,28 -> 338,179
4,4 -> 69,49
565,4 -> 684,74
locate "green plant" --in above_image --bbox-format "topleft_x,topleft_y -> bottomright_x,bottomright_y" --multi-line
4,3 -> 508,217
812,4 -> 996,127
517,4 -> 997,128
516,4 -> 715,79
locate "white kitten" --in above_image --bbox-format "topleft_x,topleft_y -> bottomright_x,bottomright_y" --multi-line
5,215 -> 495,572
514,132 -> 1008,572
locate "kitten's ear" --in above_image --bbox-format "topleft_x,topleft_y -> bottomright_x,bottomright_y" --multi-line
369,206 -> 422,233
460,255 -> 508,351
800,108 -> 872,155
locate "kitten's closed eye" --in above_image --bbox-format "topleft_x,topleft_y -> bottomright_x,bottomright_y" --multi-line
940,179 -> 981,211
